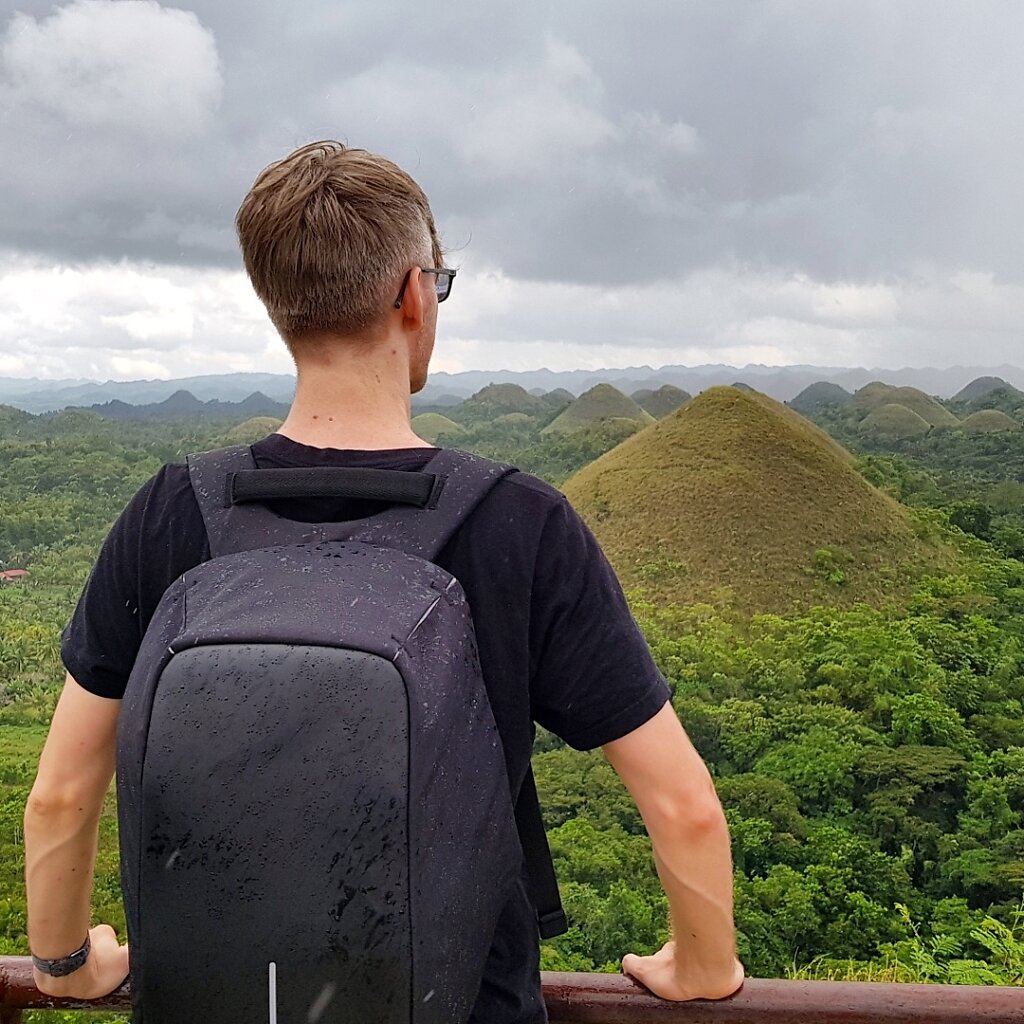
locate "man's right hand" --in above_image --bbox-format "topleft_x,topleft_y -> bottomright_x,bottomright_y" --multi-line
622,941 -> 744,1002
603,705 -> 743,1004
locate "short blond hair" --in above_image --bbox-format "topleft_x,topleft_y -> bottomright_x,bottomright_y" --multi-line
236,141 -> 441,340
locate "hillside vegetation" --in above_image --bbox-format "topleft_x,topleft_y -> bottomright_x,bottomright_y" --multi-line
3,381 -> 1024,998
563,387 -> 954,612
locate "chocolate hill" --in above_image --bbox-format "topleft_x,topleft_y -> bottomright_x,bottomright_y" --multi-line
450,383 -> 545,424
562,387 -> 953,613
952,376 -> 1018,403
631,384 -> 691,419
226,416 -> 284,441
789,381 -> 853,414
850,382 -> 959,428
960,410 -> 1020,433
860,404 -> 932,439
954,381 -> 1024,419
411,413 -> 467,443
541,384 -> 655,435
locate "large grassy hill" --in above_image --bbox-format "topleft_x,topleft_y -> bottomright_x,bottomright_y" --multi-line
562,387 -> 954,613
542,384 -> 655,435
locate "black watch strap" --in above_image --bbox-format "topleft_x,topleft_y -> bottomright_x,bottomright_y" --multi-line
32,934 -> 91,977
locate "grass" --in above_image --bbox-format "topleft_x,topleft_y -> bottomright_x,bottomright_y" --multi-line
562,387 -> 956,614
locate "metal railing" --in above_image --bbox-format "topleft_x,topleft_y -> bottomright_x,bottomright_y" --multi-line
1,958 -> 1022,1023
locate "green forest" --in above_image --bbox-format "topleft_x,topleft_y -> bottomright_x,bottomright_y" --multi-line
2,378 -> 1024,1021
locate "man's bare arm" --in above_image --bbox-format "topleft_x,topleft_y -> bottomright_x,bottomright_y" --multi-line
602,701 -> 743,1001
24,673 -> 129,998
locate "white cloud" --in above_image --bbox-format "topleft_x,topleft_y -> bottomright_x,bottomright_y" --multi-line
1,250 -> 1023,379
623,112 -> 700,156
1,1 -> 1023,376
1,0 -> 222,138
109,355 -> 174,379
333,35 -> 620,185
0,351 -> 28,375
0,254 -> 284,377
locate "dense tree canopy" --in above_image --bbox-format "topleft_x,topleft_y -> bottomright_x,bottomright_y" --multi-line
1,399 -> 1023,1011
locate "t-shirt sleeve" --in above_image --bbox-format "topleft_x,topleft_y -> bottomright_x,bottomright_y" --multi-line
528,495 -> 671,750
61,464 -> 202,700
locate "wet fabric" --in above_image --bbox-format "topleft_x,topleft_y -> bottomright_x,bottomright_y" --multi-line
63,433 -> 671,1024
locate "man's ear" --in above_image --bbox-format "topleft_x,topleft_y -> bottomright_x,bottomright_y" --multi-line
396,266 -> 426,331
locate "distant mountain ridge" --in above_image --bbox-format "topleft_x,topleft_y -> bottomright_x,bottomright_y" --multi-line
0,373 -> 297,413
77,389 -> 290,421
4,363 -> 1024,412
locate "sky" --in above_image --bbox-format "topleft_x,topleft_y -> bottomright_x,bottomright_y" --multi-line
1,0 -> 1022,381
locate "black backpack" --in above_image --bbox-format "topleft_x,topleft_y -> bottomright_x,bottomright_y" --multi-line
116,444 -> 566,1024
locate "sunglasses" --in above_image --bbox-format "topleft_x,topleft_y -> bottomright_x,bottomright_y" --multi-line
393,267 -> 457,309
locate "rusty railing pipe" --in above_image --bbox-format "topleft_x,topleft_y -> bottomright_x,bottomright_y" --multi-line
1,958 -> 1022,1022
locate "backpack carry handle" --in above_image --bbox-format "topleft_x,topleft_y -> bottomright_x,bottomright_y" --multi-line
229,467 -> 443,508
190,445 -> 515,562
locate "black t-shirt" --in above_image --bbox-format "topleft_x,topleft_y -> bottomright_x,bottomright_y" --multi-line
63,434 -> 670,1024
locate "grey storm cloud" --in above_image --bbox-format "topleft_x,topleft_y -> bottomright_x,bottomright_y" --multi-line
2,0 -> 1023,288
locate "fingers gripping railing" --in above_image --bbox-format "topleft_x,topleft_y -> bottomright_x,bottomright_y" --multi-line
1,960 -> 1022,1022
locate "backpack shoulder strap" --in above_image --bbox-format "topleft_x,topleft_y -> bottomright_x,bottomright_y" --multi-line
517,767 -> 569,939
339,448 -> 515,561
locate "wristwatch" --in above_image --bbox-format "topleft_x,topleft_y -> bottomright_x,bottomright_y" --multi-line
31,934 -> 91,977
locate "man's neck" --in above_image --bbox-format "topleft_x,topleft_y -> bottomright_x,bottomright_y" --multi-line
277,333 -> 431,451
